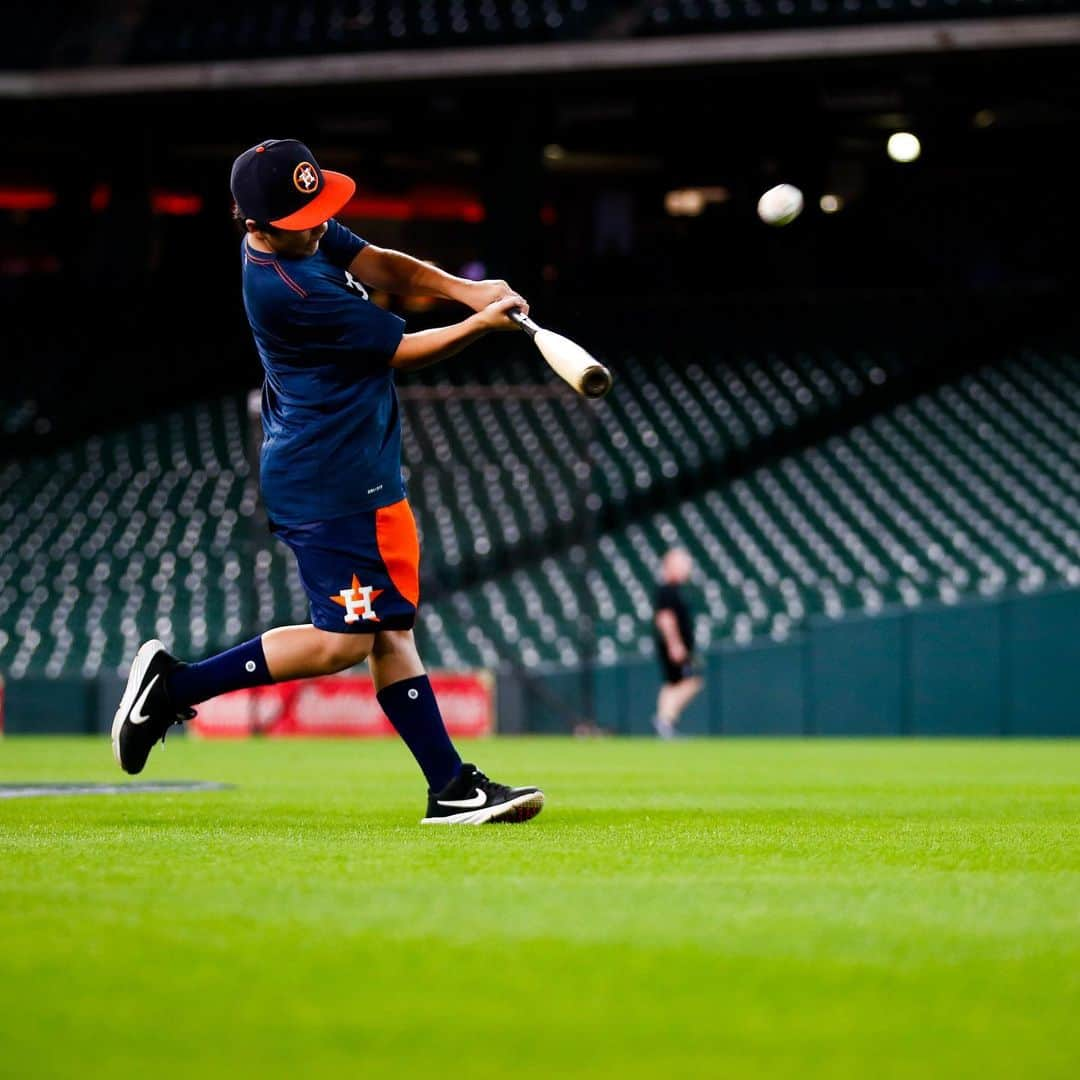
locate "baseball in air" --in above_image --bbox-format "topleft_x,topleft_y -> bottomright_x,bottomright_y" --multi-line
757,184 -> 804,226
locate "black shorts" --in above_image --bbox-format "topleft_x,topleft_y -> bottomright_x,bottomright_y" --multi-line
660,655 -> 697,686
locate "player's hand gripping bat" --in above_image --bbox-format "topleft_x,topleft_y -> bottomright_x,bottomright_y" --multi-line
509,311 -> 613,398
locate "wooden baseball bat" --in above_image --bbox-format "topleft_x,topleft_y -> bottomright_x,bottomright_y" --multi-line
510,311 -> 613,399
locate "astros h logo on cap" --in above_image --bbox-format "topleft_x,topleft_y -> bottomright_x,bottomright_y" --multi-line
293,162 -> 319,194
230,139 -> 356,230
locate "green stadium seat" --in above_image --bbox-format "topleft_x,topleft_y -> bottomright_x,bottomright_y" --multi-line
3,354 -> 1079,677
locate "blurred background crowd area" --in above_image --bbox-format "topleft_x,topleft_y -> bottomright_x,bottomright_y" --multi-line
1,0 -> 1077,688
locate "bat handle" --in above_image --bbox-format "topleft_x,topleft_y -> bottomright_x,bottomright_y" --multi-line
509,309 -> 540,339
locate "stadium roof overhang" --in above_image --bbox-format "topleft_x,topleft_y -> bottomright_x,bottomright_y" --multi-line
1,16 -> 1078,99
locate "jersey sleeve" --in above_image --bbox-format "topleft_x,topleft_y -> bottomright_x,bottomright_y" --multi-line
319,218 -> 367,269
655,585 -> 676,613
284,289 -> 405,366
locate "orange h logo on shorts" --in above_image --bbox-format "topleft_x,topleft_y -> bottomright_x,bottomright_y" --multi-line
331,574 -> 383,624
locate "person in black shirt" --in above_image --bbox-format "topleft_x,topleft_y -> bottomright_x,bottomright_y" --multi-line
652,548 -> 703,738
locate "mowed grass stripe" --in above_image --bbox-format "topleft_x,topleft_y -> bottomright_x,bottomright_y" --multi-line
1,737 -> 1077,1078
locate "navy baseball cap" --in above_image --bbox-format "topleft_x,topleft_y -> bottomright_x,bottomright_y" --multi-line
230,138 -> 355,230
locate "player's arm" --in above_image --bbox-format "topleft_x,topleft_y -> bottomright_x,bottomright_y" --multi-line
350,244 -> 528,314
655,609 -> 688,664
390,295 -> 523,372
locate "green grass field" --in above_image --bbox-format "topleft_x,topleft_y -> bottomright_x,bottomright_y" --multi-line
1,736 -> 1077,1078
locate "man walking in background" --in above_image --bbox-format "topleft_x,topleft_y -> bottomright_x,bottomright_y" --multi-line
652,548 -> 703,739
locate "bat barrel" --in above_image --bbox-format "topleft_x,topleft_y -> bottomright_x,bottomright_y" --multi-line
581,364 -> 613,399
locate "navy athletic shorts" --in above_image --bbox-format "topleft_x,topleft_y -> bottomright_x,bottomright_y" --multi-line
271,498 -> 421,634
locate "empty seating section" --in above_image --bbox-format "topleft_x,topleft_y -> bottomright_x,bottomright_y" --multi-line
128,1 -> 613,64
635,0 -> 1070,36
7,1 -> 1065,70
0,399 -> 266,679
401,348 -> 905,588
1,351 -> 1077,678
413,350 -> 1080,666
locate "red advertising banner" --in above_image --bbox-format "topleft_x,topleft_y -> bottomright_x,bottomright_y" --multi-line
190,671 -> 493,739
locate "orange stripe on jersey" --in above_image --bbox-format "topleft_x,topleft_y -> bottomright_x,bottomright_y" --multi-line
244,248 -> 308,298
271,262 -> 307,298
375,499 -> 420,609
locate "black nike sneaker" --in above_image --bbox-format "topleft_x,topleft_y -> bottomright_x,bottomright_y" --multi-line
421,763 -> 545,825
111,639 -> 194,775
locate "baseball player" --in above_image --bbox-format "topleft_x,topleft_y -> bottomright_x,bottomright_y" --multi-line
111,139 -> 544,825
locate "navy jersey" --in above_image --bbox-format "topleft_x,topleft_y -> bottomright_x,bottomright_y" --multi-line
241,218 -> 407,527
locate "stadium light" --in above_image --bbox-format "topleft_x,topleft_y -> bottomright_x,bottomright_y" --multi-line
887,132 -> 921,163
664,189 -> 705,217
819,194 -> 842,214
664,187 -> 729,217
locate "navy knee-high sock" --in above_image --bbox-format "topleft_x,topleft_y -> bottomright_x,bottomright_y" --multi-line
167,636 -> 273,708
376,675 -> 462,792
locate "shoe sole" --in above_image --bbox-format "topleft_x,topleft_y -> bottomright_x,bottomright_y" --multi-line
420,790 -> 545,826
111,639 -> 165,772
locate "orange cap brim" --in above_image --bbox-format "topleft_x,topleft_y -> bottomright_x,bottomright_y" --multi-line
269,170 -> 356,230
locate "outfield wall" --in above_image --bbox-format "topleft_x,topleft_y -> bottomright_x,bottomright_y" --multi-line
3,585 -> 1078,736
500,585 -> 1080,736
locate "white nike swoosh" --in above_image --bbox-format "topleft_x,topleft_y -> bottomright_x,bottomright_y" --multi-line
129,674 -> 160,725
437,789 -> 488,809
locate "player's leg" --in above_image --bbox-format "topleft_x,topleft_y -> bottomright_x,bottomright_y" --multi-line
653,683 -> 677,739
262,624 -> 373,680
368,628 -> 544,825
664,676 -> 704,730
367,626 -> 426,690
367,628 -> 461,793
653,658 -> 704,736
652,653 -> 684,738
112,625 -> 373,774
171,624 -> 374,704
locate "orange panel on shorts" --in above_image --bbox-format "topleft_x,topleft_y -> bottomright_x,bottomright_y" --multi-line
375,498 -> 420,609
